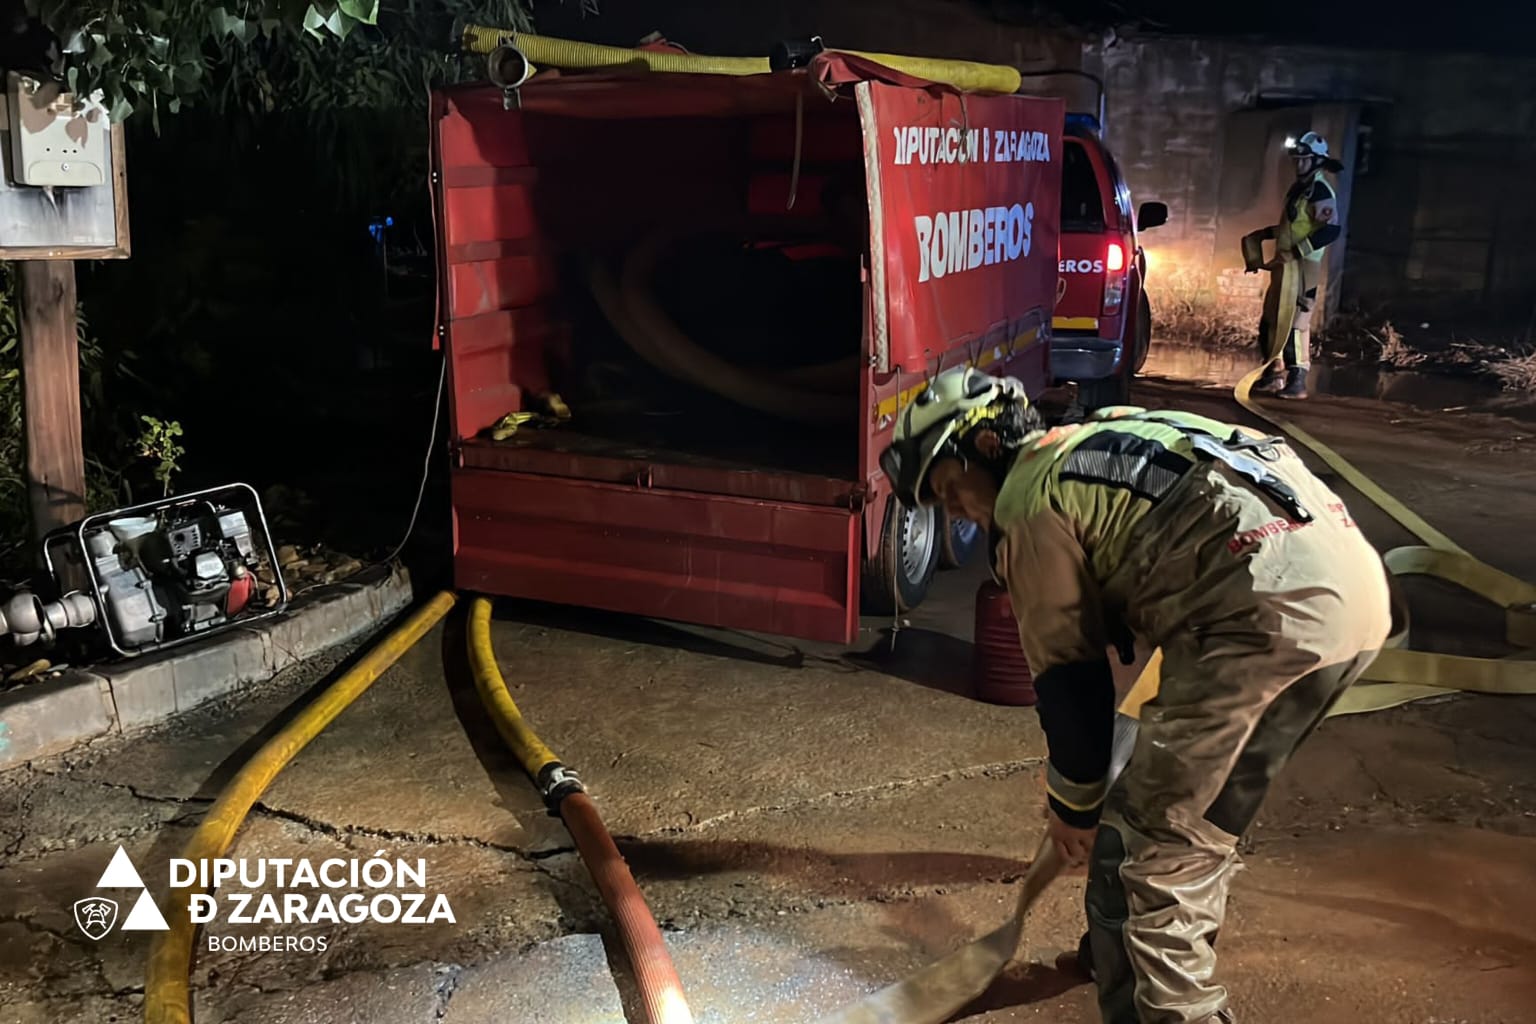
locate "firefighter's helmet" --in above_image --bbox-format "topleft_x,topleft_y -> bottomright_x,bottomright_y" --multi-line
878,367 -> 1027,508
1289,131 -> 1330,159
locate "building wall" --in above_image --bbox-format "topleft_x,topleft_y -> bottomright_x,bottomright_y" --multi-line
530,0 -> 1085,75
1092,36 -> 1536,325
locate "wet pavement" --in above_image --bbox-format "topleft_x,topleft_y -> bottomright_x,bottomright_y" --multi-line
3,372 -> 1536,1023
1145,339 -> 1536,423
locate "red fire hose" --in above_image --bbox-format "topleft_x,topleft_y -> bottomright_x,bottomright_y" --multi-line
467,596 -> 695,1024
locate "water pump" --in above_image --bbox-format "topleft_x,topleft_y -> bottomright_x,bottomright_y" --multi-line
3,483 -> 289,659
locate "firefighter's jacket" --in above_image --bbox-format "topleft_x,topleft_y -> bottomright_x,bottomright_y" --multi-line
1272,169 -> 1341,262
990,406 -> 1390,829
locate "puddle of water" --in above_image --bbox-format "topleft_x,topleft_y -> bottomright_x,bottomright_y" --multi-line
1143,340 -> 1536,423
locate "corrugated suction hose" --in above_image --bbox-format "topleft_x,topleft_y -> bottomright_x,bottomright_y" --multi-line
467,597 -> 695,1024
585,232 -> 853,424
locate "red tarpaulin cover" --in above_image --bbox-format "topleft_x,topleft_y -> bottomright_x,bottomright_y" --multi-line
851,71 -> 1064,372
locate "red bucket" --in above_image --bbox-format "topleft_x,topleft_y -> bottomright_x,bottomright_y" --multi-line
973,580 -> 1036,706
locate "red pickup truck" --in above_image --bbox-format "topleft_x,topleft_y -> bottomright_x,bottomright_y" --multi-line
1052,114 -> 1167,408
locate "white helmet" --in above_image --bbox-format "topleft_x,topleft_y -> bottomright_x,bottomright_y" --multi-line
878,366 -> 1028,508
1289,131 -> 1329,159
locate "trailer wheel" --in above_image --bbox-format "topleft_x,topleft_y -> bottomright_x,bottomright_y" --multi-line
939,509 -> 982,570
862,497 -> 939,615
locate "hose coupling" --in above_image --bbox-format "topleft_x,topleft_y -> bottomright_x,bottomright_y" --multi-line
536,761 -> 586,811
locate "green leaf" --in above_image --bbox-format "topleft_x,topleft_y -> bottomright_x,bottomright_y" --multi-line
168,96 -> 181,114
337,0 -> 378,25
210,8 -> 234,38
66,65 -> 78,94
301,5 -> 328,38
109,95 -> 133,122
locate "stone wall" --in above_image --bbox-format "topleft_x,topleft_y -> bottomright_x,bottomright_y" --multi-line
1091,35 -> 1536,324
530,0 -> 1084,74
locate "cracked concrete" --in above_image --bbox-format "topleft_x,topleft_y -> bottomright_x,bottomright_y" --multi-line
3,378 -> 1536,1022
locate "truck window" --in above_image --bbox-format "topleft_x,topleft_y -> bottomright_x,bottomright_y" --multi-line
1061,140 -> 1106,233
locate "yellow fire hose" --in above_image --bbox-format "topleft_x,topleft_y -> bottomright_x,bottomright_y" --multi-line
466,597 -> 696,1024
144,591 -> 459,1024
460,27 -> 1024,95
1117,257 -> 1536,722
144,591 -> 694,1024
823,252 -> 1536,1022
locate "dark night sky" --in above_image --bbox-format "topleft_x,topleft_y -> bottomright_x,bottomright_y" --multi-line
1082,0 -> 1536,55
533,0 -> 1536,58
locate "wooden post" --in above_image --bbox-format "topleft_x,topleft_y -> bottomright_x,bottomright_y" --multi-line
17,260 -> 86,540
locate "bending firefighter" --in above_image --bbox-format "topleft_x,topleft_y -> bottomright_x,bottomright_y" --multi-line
879,368 -> 1391,1024
1243,131 -> 1344,400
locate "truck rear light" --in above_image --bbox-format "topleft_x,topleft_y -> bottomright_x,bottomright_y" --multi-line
1106,242 -> 1125,272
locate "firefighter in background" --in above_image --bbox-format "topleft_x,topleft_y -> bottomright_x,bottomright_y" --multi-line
1244,131 -> 1345,400
879,366 -> 1391,1024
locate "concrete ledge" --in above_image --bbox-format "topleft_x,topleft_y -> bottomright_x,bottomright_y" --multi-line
0,565 -> 415,772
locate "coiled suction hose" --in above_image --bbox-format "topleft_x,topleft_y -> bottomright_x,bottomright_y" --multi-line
460,27 -> 1024,95
585,236 -> 853,424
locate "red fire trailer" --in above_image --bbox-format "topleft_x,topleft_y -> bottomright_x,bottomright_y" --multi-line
431,55 -> 1064,645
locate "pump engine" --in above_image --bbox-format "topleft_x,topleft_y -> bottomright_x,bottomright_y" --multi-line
2,483 -> 288,658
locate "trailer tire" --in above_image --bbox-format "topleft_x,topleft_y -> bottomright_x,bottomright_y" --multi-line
939,510 -> 983,570
1078,358 -> 1132,410
862,497 -> 939,615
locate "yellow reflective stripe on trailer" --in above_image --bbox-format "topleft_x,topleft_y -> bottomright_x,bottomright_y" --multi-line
873,326 -> 1042,421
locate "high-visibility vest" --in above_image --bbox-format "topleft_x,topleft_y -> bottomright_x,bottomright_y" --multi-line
1281,170 -> 1337,263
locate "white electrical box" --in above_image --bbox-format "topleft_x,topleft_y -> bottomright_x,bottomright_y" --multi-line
6,73 -> 108,188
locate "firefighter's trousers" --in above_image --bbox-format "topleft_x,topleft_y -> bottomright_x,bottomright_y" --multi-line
1087,450 -> 1392,1023
1258,258 -> 1320,371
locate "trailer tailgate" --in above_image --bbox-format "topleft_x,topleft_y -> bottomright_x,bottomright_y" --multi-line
453,469 -> 861,644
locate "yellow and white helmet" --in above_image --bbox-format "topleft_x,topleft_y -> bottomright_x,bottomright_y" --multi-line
878,366 -> 1028,508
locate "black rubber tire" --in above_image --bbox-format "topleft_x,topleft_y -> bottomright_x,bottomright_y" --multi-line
1078,361 -> 1132,409
1133,290 -> 1153,372
938,509 -> 983,570
861,497 -> 940,615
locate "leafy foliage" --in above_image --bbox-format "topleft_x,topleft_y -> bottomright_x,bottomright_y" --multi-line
34,0 -> 530,127
136,415 -> 186,496
0,267 -> 175,574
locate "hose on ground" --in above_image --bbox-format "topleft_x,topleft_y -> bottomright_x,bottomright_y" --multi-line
144,589 -> 460,1024
460,27 -> 1023,94
467,596 -> 695,1024
1118,259 -> 1536,723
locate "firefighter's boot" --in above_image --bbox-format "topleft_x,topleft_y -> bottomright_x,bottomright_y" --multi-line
1278,366 -> 1309,400
1055,931 -> 1096,981
1254,363 -> 1286,393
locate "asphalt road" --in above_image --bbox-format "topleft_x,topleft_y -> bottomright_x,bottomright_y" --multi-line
3,372 -> 1536,1023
